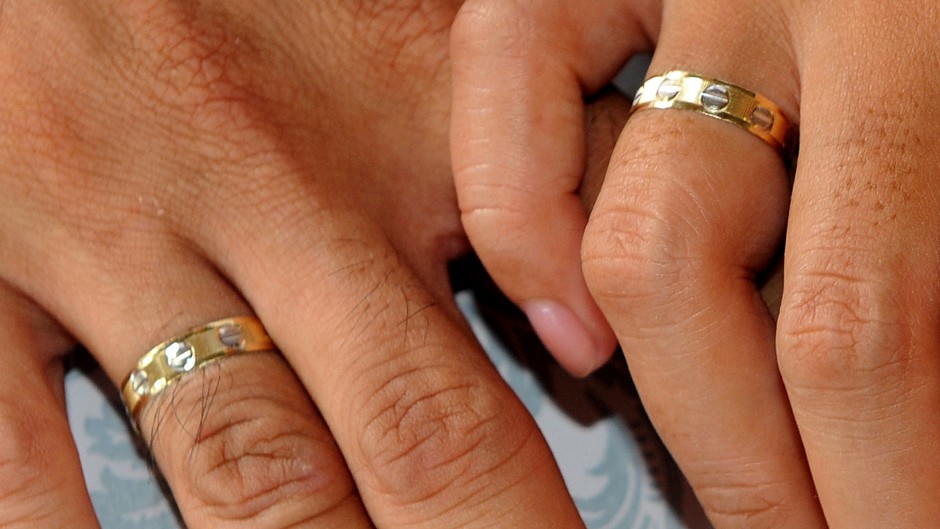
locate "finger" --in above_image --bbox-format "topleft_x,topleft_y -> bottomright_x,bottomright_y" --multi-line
777,5 -> 940,525
207,185 -> 585,528
0,5 -> 378,525
15,231 -> 373,528
581,2 -> 826,527
142,353 -> 371,528
450,0 -> 658,375
0,285 -> 100,528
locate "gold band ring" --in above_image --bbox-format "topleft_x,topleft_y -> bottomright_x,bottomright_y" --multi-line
631,71 -> 794,154
121,316 -> 275,430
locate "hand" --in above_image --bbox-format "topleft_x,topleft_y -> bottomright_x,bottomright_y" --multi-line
451,0 -> 940,527
0,2 -> 595,528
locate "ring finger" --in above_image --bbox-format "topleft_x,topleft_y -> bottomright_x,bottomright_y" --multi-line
12,227 -> 374,528
581,1 -> 824,527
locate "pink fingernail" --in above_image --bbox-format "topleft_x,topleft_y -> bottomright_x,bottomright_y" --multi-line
522,300 -> 610,377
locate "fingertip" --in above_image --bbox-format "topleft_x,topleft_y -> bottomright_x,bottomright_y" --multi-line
523,299 -> 616,377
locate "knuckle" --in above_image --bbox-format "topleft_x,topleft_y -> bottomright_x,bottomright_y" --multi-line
582,189 -> 696,309
687,453 -> 807,527
458,180 -> 530,222
189,402 -> 353,523
326,271 -> 544,512
778,258 -> 912,394
354,357 -> 537,509
457,184 -> 554,259
147,367 -> 354,525
694,476 -> 793,528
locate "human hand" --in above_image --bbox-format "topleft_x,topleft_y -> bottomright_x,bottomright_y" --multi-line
451,0 -> 940,527
0,2 -> 601,528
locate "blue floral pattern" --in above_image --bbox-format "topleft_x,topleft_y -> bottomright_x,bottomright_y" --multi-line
65,366 -> 179,528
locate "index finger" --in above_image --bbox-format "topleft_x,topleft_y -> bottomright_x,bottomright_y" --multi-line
450,0 -> 656,375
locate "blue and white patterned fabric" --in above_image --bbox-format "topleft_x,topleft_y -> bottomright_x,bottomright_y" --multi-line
66,290 -> 711,529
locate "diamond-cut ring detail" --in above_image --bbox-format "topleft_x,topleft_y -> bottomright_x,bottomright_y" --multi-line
129,370 -> 150,396
165,341 -> 196,373
632,86 -> 645,106
656,80 -> 682,101
631,70 -> 793,154
121,316 -> 275,432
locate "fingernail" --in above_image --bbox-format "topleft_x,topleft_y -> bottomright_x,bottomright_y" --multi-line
522,300 -> 610,377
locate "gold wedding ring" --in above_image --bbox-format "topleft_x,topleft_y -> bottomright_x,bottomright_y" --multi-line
121,316 -> 275,430
631,70 -> 794,155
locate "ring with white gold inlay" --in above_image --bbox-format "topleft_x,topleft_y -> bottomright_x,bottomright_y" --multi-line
631,70 -> 795,157
120,316 -> 276,433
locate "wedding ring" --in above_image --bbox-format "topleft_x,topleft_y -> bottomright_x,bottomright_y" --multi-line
121,316 -> 275,430
631,70 -> 794,155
